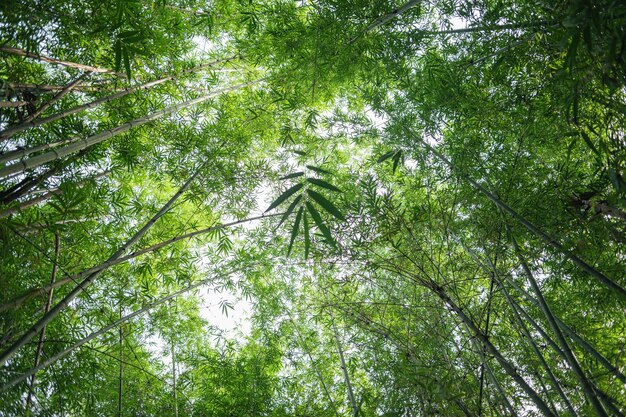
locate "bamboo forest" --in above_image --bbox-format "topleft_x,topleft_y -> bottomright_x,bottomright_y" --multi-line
0,0 -> 625,415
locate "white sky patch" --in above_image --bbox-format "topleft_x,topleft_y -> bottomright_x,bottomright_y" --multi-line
197,286 -> 253,341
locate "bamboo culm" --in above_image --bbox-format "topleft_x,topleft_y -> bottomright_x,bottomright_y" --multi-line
0,81 -> 256,179
0,56 -> 238,140
0,213 -> 281,314
0,163 -> 206,366
403,126 -> 626,300
0,271 -> 232,393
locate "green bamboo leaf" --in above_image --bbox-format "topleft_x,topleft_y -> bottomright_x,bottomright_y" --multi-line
293,150 -> 307,156
306,165 -> 331,175
114,39 -> 122,72
307,189 -> 345,221
580,131 -> 600,157
277,195 -> 302,228
392,151 -> 402,174
280,172 -> 304,180
306,202 -> 335,245
377,150 -> 395,163
122,47 -> 132,80
288,207 -> 303,256
306,177 -> 341,193
266,183 -> 304,212
303,212 -> 310,259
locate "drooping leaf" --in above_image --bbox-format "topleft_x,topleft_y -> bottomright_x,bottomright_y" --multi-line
122,47 -> 132,80
377,150 -> 396,163
114,39 -> 122,72
307,189 -> 345,221
306,202 -> 335,246
392,151 -> 402,174
580,131 -> 600,157
306,165 -> 331,175
277,194 -> 302,228
266,183 -> 304,212
293,150 -> 307,156
303,212 -> 310,259
306,177 -> 341,193
288,206 -> 303,256
280,172 -> 304,180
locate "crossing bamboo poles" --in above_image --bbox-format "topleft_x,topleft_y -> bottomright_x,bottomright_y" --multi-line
0,81 -> 257,180
0,162 -> 206,366
0,56 -> 238,141
0,213 -> 281,313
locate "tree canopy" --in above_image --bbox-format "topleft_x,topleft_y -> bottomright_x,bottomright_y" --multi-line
1,0 -> 625,415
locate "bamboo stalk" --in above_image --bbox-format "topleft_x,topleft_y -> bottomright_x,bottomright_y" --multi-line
0,163 -> 205,366
0,271 -> 233,393
403,126 -> 626,300
1,82 -> 117,93
0,56 -> 238,140
0,137 -> 80,166
0,170 -> 110,219
0,46 -> 124,76
24,233 -> 60,415
507,234 -> 608,417
0,81 -> 257,179
0,213 -> 281,313
24,73 -> 91,123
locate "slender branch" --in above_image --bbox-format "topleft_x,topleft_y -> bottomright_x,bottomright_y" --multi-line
349,0 -> 421,44
24,73 -> 91,123
0,101 -> 30,108
24,233 -> 60,414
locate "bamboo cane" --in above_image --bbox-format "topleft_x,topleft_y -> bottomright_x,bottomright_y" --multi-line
0,81 -> 257,179
0,46 -> 124,76
0,56 -> 238,140
0,162 -> 205,366
23,73 -> 91,123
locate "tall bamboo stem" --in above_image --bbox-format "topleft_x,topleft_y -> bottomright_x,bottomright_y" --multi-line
0,163 -> 206,366
0,56 -> 238,140
0,81 -> 257,179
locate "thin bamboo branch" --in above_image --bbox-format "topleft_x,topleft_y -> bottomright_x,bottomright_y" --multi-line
0,46 -> 125,76
1,82 -> 117,93
0,81 -> 257,179
24,233 -> 60,414
0,101 -> 30,108
349,0 -> 421,44
24,73 -> 91,123
0,162 -> 205,366
0,213 -> 281,313
325,288 -> 359,417
0,56 -> 238,140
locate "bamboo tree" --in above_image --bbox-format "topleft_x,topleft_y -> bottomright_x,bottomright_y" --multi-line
0,161 -> 207,366
0,213 -> 281,313
24,233 -> 60,416
0,46 -> 125,76
0,56 -> 239,140
402,126 -> 626,300
0,81 -> 257,179
0,269 -> 236,393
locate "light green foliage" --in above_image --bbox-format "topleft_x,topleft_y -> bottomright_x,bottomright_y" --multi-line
1,0 -> 625,416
